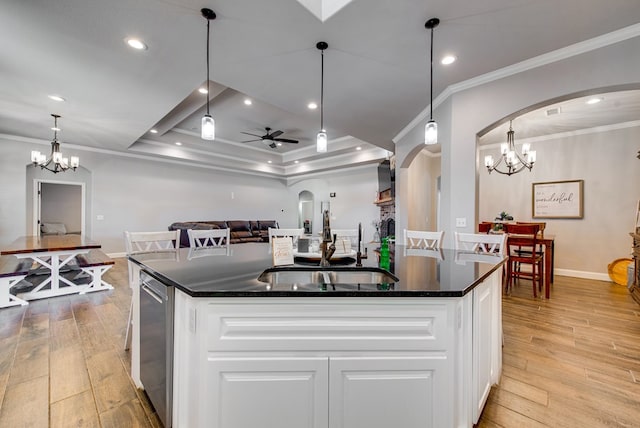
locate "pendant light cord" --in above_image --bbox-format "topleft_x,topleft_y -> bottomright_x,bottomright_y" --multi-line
206,18 -> 211,115
429,26 -> 434,121
320,48 -> 324,130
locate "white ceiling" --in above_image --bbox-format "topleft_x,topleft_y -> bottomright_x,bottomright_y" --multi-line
2,0 -> 640,178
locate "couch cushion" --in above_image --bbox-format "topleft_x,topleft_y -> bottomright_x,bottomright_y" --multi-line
227,220 -> 251,232
202,221 -> 227,229
258,220 -> 278,231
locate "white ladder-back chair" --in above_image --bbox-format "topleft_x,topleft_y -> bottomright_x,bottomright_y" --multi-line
187,228 -> 230,249
454,232 -> 507,256
331,229 -> 358,244
268,228 -> 304,245
404,229 -> 444,249
123,230 -> 180,351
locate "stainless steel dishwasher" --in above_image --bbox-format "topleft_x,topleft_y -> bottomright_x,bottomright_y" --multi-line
139,271 -> 174,428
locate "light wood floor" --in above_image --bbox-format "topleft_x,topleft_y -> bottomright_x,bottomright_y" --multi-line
0,259 -> 639,427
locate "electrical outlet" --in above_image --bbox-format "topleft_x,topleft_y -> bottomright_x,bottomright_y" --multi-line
456,217 -> 466,227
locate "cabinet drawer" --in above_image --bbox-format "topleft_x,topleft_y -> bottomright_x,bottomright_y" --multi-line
200,299 -> 455,352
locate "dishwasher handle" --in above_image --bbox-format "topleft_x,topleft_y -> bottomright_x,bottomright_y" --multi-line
141,282 -> 164,304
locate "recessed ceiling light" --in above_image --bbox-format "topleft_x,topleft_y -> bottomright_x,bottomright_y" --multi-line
244,98 -> 252,106
48,95 -> 66,102
441,55 -> 456,65
307,102 -> 318,110
175,142 -> 182,146
356,146 -> 362,151
268,160 -> 272,164
150,129 -> 158,134
586,97 -> 603,105
277,142 -> 282,146
198,87 -> 208,94
294,160 -> 299,164
126,38 -> 147,50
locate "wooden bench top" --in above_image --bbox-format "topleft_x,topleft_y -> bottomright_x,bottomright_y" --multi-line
0,255 -> 32,278
75,250 -> 115,268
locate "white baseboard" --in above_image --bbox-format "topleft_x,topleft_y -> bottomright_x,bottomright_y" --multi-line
554,268 -> 610,282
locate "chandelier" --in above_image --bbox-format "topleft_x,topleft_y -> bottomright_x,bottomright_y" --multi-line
31,114 -> 79,173
484,120 -> 536,176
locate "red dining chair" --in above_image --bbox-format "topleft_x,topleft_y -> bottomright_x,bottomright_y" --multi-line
503,223 -> 543,297
478,222 -> 492,233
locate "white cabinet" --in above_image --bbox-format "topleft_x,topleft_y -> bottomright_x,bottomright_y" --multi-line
207,356 -> 328,428
171,267 -> 503,428
329,356 -> 448,428
472,269 -> 502,423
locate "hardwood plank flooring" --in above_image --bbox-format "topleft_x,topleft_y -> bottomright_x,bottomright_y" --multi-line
0,258 -> 639,427
478,275 -> 640,428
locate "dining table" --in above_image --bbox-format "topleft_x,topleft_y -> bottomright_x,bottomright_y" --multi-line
1,234 -> 101,301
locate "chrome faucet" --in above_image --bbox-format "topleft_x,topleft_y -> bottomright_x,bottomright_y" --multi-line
319,210 -> 336,267
356,222 -> 368,267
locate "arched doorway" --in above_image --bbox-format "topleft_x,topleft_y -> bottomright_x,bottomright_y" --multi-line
298,190 -> 314,234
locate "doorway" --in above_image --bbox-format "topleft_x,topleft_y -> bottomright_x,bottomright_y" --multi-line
33,180 -> 85,236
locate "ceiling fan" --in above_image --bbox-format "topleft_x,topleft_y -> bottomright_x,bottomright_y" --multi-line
241,127 -> 299,149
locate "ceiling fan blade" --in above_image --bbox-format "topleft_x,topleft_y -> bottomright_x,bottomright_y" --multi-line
241,132 -> 263,138
274,138 -> 299,144
241,139 -> 261,143
269,130 -> 283,138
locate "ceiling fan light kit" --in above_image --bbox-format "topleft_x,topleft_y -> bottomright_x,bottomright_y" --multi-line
316,41 -> 328,153
201,8 -> 216,141
424,18 -> 439,145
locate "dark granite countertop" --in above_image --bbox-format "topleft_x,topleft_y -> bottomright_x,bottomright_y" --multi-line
128,242 -> 505,298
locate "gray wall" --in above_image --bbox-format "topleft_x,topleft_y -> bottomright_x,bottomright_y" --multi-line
1,137 -> 380,253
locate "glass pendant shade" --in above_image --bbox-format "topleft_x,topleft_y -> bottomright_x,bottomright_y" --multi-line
316,130 -> 327,153
424,120 -> 438,145
201,114 -> 215,140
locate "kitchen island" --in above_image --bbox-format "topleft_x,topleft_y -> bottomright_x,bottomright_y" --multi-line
129,243 -> 505,428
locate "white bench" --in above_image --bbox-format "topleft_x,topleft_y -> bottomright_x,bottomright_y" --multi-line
0,256 -> 32,308
75,250 -> 115,294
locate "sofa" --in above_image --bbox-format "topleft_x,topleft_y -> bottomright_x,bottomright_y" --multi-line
168,220 -> 279,247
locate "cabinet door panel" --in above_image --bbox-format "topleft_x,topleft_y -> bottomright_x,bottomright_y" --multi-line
473,279 -> 493,422
207,357 -> 328,428
329,356 -> 449,428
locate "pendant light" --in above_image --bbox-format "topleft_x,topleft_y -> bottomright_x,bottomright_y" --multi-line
31,114 -> 79,173
316,41 -> 328,153
201,8 -> 216,141
424,18 -> 439,145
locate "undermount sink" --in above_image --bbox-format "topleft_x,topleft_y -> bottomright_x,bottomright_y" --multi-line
257,267 -> 399,288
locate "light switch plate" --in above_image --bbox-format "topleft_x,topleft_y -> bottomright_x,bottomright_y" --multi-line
456,217 -> 466,227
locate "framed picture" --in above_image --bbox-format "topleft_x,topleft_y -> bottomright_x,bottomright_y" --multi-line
532,180 -> 584,219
